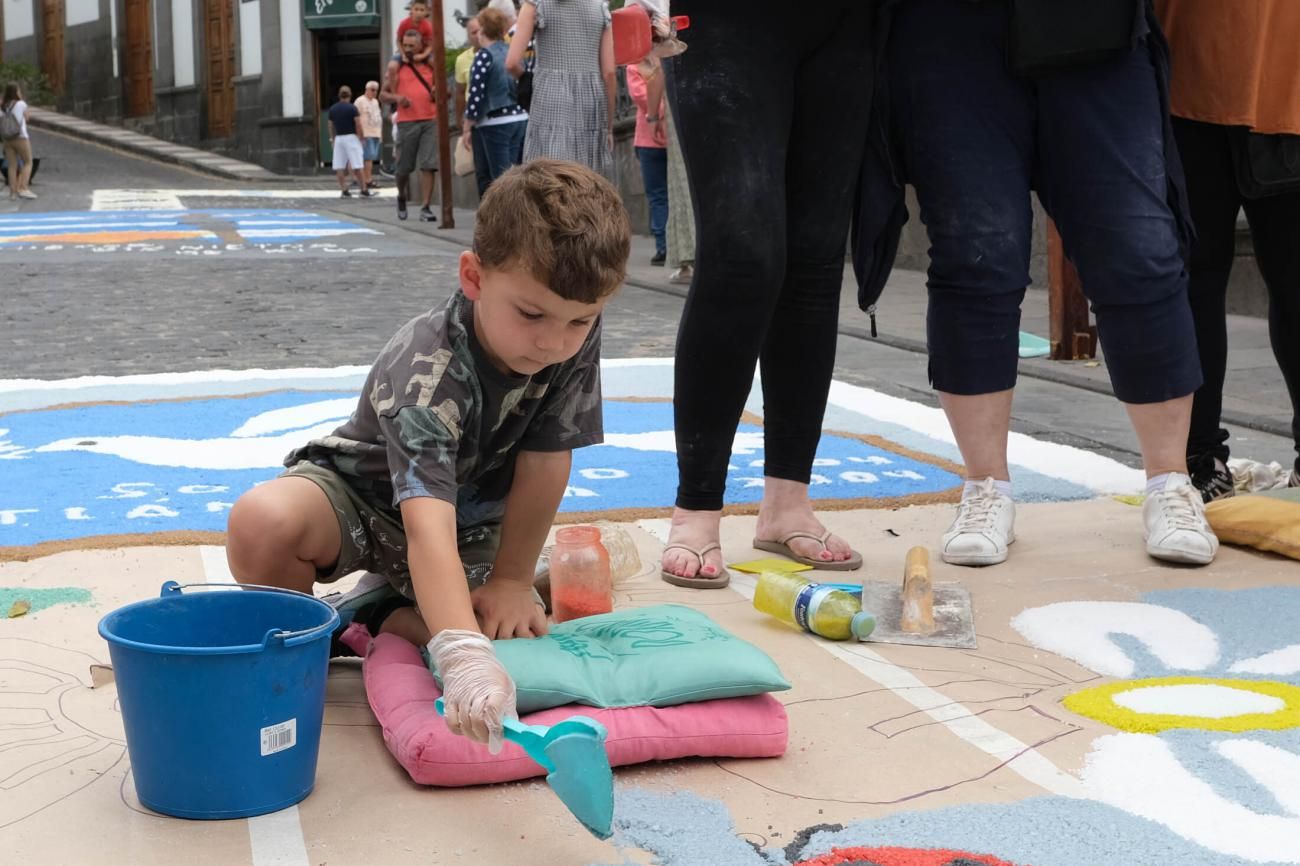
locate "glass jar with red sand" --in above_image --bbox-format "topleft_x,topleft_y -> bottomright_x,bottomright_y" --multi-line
550,525 -> 612,623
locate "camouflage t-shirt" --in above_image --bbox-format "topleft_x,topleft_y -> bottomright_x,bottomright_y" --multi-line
286,290 -> 603,529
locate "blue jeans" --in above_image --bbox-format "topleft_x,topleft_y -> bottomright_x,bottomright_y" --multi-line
472,121 -> 527,196
891,0 -> 1201,404
637,145 -> 668,256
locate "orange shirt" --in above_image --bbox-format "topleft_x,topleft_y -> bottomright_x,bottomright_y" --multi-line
395,61 -> 438,123
1155,0 -> 1300,134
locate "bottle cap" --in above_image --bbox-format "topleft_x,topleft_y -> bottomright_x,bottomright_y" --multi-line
850,610 -> 876,641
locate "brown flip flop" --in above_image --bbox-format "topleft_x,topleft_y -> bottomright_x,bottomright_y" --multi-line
752,530 -> 863,571
660,541 -> 731,589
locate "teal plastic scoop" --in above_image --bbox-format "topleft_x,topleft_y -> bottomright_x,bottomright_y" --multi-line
435,698 -> 614,839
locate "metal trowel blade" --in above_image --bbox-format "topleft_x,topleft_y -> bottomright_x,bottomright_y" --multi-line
859,581 -> 977,649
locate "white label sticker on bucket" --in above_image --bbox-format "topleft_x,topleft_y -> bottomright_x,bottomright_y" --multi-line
260,719 -> 297,757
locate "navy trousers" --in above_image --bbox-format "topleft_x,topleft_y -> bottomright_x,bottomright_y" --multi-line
890,0 -> 1202,405
637,145 -> 668,256
472,121 -> 526,197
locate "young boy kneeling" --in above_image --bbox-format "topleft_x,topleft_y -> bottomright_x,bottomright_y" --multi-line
226,160 -> 630,751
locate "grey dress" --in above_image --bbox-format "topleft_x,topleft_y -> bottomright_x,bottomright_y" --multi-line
522,0 -> 614,177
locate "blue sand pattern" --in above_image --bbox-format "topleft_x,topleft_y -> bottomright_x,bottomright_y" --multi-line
593,789 -> 1293,866
0,392 -> 959,549
0,210 -> 217,244
1137,588 -> 1300,686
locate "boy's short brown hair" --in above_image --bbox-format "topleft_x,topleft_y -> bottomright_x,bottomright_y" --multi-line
474,159 -> 630,304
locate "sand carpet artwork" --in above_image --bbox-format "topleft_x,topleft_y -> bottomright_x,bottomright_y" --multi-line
0,358 -> 1120,561
6,359 -> 1296,865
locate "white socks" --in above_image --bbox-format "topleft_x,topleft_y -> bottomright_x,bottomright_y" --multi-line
964,478 -> 1013,499
1146,472 -> 1191,496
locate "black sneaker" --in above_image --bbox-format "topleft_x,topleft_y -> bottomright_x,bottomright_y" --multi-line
419,206 -> 436,223
651,251 -> 666,266
397,194 -> 407,220
1188,452 -> 1234,503
359,189 -> 376,198
340,189 -> 353,198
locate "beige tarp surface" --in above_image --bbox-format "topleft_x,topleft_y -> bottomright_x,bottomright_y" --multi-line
3,499 -> 1295,864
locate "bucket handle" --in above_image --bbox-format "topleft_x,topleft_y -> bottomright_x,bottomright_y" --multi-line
159,581 -> 341,649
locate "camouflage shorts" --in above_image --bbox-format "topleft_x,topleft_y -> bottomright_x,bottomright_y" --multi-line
283,460 -> 501,601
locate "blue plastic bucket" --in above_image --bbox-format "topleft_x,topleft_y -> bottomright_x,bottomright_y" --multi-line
98,581 -> 339,819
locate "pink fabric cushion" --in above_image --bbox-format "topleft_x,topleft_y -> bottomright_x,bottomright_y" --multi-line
361,632 -> 789,787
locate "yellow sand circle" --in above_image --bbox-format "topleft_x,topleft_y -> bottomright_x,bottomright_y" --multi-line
1064,675 -> 1300,733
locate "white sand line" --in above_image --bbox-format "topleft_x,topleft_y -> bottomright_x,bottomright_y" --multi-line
247,806 -> 311,866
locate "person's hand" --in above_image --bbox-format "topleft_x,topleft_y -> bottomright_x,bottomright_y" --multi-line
429,629 -> 517,753
462,129 -> 473,150
400,96 -> 412,108
652,119 -> 667,148
606,130 -> 615,152
471,579 -> 548,639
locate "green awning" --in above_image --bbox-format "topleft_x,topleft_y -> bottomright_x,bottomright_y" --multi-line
304,0 -> 380,30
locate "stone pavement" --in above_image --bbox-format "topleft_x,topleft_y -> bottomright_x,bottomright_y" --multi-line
11,107 -> 1295,449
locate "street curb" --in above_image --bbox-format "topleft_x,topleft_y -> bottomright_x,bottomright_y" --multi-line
26,108 -> 294,184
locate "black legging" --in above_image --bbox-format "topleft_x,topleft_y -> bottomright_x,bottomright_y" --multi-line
1176,116 -> 1300,465
667,0 -> 874,510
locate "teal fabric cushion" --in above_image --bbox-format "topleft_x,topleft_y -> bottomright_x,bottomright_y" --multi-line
434,604 -> 791,713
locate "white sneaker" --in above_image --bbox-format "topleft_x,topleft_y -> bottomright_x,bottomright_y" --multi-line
1143,474 -> 1219,565
941,478 -> 1016,566
17,190 -> 37,200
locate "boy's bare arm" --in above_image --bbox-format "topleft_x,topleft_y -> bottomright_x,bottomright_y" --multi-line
400,497 -> 480,636
474,449 -> 572,638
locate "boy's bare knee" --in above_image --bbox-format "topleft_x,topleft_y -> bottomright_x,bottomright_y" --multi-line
227,488 -> 305,579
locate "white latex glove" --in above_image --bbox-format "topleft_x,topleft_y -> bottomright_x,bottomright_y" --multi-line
428,629 -> 517,754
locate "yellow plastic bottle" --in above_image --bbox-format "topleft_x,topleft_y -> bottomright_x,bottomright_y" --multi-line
753,572 -> 875,641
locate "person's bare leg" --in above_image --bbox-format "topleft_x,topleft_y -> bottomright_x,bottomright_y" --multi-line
4,148 -> 16,196
352,167 -> 366,191
1125,395 -> 1192,478
1129,393 -> 1217,563
226,477 -> 341,593
335,170 -> 349,192
753,478 -> 855,562
940,389 -> 1013,481
661,507 -> 726,579
937,389 -> 1017,566
363,160 -> 372,187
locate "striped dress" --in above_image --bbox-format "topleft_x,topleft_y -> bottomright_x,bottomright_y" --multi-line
522,0 -> 614,178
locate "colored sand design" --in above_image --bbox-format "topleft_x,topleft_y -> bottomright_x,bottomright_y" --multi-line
593,789 -> 1289,866
0,392 -> 961,555
793,847 -> 1024,866
0,587 -> 93,615
1064,676 -> 1300,733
